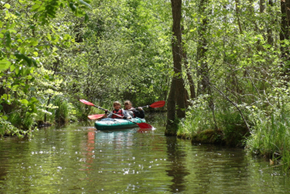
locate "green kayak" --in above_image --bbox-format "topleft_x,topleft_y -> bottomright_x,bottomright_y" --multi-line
94,118 -> 146,130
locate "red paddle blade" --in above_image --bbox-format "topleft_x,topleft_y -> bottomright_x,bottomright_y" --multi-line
137,122 -> 153,129
88,114 -> 105,120
149,100 -> 165,108
80,99 -> 95,106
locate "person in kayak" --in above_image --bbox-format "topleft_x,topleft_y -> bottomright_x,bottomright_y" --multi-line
124,100 -> 145,118
104,101 -> 131,119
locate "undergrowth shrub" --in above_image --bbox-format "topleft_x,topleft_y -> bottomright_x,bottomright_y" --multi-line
217,107 -> 249,146
178,96 -> 249,146
9,111 -> 35,130
246,108 -> 290,157
0,117 -> 30,138
177,96 -> 216,138
54,96 -> 69,125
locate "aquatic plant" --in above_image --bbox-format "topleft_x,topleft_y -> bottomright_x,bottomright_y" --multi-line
246,106 -> 290,169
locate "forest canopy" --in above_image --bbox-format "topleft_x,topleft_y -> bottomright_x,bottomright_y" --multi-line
0,0 -> 171,135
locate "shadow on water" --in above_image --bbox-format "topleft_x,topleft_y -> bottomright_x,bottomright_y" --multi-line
166,136 -> 190,193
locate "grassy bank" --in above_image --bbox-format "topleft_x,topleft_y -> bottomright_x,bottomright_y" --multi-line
177,98 -> 249,147
177,96 -> 290,170
246,108 -> 290,169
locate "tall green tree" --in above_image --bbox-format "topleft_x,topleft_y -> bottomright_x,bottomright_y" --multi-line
166,0 -> 186,135
280,0 -> 290,75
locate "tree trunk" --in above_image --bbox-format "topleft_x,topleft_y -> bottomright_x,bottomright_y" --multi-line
280,0 -> 290,60
182,25 -> 196,102
260,0 -> 265,13
196,0 -> 218,130
166,0 -> 186,135
235,0 -> 243,34
267,0 -> 274,45
166,78 -> 177,134
197,0 -> 210,95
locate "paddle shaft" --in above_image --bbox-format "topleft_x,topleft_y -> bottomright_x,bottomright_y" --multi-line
130,100 -> 166,110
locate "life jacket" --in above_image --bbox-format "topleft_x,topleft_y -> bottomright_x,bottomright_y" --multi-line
112,109 -> 124,118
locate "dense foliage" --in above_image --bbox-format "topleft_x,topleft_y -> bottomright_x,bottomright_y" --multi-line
174,0 -> 290,169
0,0 -> 171,135
1,0 -> 290,169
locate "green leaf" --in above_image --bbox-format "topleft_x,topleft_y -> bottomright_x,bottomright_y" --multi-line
4,32 -> 11,47
85,13 -> 89,22
47,33 -> 52,41
10,64 -> 15,71
30,97 -> 38,103
1,94 -> 10,101
31,39 -> 38,46
69,2 -> 77,12
4,4 -> 11,9
14,53 -> 37,67
0,59 -> 11,71
20,99 -> 29,106
1,94 -> 8,100
31,3 -> 41,11
15,67 -> 19,75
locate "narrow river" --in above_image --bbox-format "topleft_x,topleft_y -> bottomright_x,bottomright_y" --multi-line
0,118 -> 289,193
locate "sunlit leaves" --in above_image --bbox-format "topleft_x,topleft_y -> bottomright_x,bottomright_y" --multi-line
14,53 -> 37,67
0,59 -> 11,71
0,0 -> 92,134
3,3 -> 10,9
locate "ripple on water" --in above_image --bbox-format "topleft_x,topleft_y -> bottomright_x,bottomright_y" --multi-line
0,125 -> 289,193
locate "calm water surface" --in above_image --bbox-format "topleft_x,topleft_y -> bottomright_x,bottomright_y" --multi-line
0,121 -> 289,193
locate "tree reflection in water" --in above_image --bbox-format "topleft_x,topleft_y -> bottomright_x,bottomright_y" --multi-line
166,136 -> 190,192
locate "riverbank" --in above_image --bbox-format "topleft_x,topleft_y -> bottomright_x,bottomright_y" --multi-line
176,105 -> 290,171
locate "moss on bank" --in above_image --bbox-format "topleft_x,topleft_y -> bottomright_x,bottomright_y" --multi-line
177,127 -> 248,147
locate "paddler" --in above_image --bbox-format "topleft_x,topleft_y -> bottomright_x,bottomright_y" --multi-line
124,100 -> 145,119
104,101 -> 131,119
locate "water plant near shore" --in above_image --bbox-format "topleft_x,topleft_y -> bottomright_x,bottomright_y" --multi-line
178,89 -> 290,170
246,107 -> 290,169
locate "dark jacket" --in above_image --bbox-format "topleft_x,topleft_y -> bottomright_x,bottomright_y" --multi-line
126,108 -> 145,119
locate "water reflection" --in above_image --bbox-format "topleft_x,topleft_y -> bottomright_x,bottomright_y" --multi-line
184,144 -> 250,193
0,124 -> 290,193
80,128 -> 95,172
166,137 -> 190,193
